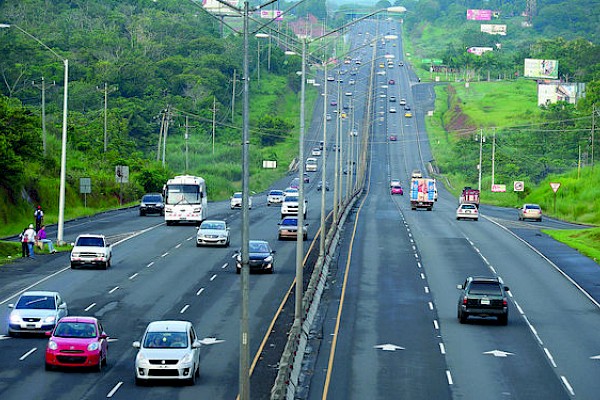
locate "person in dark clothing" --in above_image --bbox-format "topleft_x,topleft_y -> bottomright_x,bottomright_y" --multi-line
34,206 -> 44,232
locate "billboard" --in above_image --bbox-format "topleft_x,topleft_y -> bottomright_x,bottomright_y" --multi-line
467,47 -> 493,56
202,0 -> 240,16
260,10 -> 283,20
467,9 -> 492,21
481,24 -> 507,35
524,59 -> 559,79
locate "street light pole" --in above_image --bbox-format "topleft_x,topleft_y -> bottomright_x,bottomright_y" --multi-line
319,61 -> 328,260
0,23 -> 70,245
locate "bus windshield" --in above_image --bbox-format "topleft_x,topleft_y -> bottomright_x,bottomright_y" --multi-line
165,184 -> 202,205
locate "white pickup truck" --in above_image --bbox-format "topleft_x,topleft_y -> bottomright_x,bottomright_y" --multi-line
281,195 -> 307,219
70,234 -> 112,269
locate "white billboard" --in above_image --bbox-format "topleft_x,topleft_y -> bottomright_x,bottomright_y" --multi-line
524,58 -> 559,79
481,24 -> 507,35
202,0 -> 240,16
467,47 -> 493,56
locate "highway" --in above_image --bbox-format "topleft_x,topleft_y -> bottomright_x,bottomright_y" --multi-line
2,18 -> 600,400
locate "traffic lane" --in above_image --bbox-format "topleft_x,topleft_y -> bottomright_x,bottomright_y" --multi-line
464,214 -> 600,399
308,148 -> 451,399
0,201 -> 301,400
404,204 -> 570,399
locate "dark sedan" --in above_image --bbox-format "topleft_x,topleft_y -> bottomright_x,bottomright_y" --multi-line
235,240 -> 275,274
457,276 -> 509,325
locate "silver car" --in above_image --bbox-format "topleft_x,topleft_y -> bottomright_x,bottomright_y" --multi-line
267,190 -> 285,206
8,291 -> 68,336
133,320 -> 201,385
456,203 -> 479,221
196,220 -> 230,247
278,217 -> 308,240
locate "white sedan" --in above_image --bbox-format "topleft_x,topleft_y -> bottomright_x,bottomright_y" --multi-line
456,203 -> 479,221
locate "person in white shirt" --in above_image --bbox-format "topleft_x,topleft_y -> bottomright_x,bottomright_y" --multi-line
24,224 -> 37,259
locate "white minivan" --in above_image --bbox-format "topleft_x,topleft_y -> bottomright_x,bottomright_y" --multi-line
305,157 -> 318,172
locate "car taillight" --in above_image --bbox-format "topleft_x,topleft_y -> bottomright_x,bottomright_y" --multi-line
503,299 -> 508,306
462,296 -> 468,305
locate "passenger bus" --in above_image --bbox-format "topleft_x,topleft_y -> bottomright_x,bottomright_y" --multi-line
163,175 -> 207,225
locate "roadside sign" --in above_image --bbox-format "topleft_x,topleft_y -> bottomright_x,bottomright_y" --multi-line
115,165 -> 129,183
550,182 -> 561,193
80,178 -> 91,194
513,181 -> 524,192
491,184 -> 506,192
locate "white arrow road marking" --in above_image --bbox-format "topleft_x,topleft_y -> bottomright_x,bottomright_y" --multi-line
200,337 -> 225,346
373,344 -> 405,352
0,335 -> 11,340
590,355 -> 600,359
484,350 -> 514,357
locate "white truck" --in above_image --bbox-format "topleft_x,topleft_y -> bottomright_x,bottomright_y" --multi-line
70,234 -> 112,269
410,178 -> 436,211
281,195 -> 307,218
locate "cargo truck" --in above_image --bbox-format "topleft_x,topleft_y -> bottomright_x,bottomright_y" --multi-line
459,187 -> 480,208
410,178 -> 436,211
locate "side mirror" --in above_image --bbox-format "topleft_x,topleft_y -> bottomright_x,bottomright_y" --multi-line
271,250 -> 277,254
192,339 -> 202,349
100,333 -> 108,340
132,341 -> 141,349
504,286 -> 510,292
8,303 -> 14,309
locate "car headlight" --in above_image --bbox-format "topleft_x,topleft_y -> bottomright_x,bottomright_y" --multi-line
71,252 -> 80,258
180,352 -> 194,364
10,314 -> 21,323
48,340 -> 58,350
87,342 -> 100,351
43,315 -> 56,324
140,203 -> 147,207
136,352 -> 147,363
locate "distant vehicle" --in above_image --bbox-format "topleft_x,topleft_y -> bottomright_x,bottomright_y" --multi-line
379,93 -> 387,98
518,204 -> 542,221
410,178 -> 436,211
457,276 -> 509,325
326,114 -> 332,121
389,107 -> 397,113
317,180 -> 330,191
411,169 -> 423,179
46,316 -> 108,371
278,216 -> 308,241
390,179 -> 401,188
235,240 -> 275,274
327,76 -> 334,81
349,79 -> 356,85
319,140 -> 324,149
267,190 -> 285,206
305,157 -> 318,172
388,79 -> 395,85
196,220 -> 230,247
289,178 -> 300,189
456,203 -> 479,221
404,104 -> 411,111
399,98 -> 407,105
312,147 -> 322,156
376,71 -> 386,76
389,135 -> 397,141
133,320 -> 201,385
139,193 -> 165,216
303,173 -> 310,183
379,63 -> 385,68
8,291 -> 68,336
460,187 -> 480,207
404,111 -> 413,118
164,175 -> 207,225
345,92 -> 353,96
70,234 -> 112,269
230,192 -> 252,209
330,100 -> 337,106
389,96 -> 397,102
391,185 -> 404,195
398,61 -> 404,66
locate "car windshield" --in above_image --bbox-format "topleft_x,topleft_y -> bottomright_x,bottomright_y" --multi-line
468,282 -> 502,295
201,222 -> 225,230
143,331 -> 188,349
142,195 -> 162,202
16,295 -> 56,310
249,242 -> 270,253
233,193 -> 242,199
54,322 -> 97,338
285,196 -> 298,202
526,205 -> 541,210
76,237 -> 104,247
270,191 -> 283,196
282,219 -> 298,227
461,205 -> 476,210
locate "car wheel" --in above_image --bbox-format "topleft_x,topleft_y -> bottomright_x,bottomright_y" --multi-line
45,362 -> 53,371
96,356 -> 103,372
278,235 -> 282,241
474,218 -> 479,221
71,263 -> 77,269
459,311 -> 468,324
498,314 -> 508,325
102,352 -> 107,366
139,211 -> 145,216
303,234 -> 307,241
166,221 -> 173,226
236,268 -> 241,275
267,203 -> 271,206
135,376 -> 145,386
196,242 -> 201,247
187,366 -> 197,386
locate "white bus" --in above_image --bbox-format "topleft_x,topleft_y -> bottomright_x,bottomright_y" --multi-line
163,175 -> 207,225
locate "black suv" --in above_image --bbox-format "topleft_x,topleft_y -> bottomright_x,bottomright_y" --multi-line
139,193 -> 165,216
457,276 -> 510,325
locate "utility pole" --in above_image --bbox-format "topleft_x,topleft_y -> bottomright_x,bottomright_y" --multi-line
97,83 -> 117,153
478,129 -> 485,192
491,128 -> 496,189
231,69 -> 237,123
32,77 -> 54,156
185,116 -> 190,172
212,96 -> 217,155
162,106 -> 172,168
592,105 -> 596,172
156,110 -> 166,162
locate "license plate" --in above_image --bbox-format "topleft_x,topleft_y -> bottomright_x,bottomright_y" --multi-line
26,324 -> 36,329
480,299 -> 490,305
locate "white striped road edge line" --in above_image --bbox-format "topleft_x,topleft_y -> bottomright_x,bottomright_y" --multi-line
446,370 -> 453,385
85,303 -> 96,312
196,288 -> 205,296
106,381 -> 123,398
20,348 -> 37,361
108,286 -> 119,294
210,274 -> 217,281
180,305 -> 190,314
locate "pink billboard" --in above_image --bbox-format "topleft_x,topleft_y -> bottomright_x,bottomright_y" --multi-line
467,9 -> 492,21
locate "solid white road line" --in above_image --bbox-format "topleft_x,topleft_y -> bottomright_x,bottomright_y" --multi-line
20,348 -> 37,361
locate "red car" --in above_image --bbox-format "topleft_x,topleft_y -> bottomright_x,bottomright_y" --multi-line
45,316 -> 108,371
388,79 -> 395,85
391,185 -> 404,195
389,135 -> 397,141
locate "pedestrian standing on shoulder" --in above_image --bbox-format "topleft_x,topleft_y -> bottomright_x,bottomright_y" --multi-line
36,225 -> 56,254
34,206 -> 44,232
19,227 -> 29,258
24,224 -> 37,259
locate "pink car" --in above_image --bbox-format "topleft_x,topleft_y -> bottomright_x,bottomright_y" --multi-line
391,185 -> 404,195
45,316 -> 108,371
